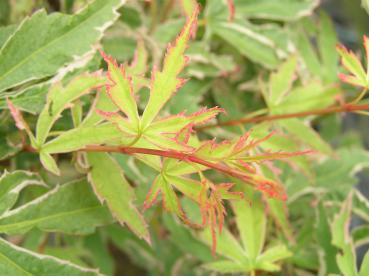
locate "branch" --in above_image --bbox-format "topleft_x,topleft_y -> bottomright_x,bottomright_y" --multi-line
196,103 -> 369,130
83,145 -> 254,183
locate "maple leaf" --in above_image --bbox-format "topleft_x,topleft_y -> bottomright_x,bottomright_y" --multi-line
198,180 -> 243,254
97,6 -> 222,151
140,5 -> 199,128
337,35 -> 369,89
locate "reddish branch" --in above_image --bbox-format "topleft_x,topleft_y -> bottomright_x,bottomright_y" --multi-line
83,145 -> 253,182
82,145 -> 288,200
197,103 -> 369,130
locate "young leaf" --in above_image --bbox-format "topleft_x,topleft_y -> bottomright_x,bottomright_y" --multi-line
36,74 -> 105,146
0,170 -> 46,215
337,35 -> 369,89
0,0 -> 125,95
42,124 -> 122,154
87,152 -> 150,243
0,179 -> 113,235
141,5 -> 199,128
144,174 -> 185,219
100,51 -> 140,126
0,238 -> 99,275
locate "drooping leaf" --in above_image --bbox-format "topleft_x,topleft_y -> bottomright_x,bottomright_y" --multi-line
0,179 -> 113,235
0,170 -> 46,215
0,238 -> 99,275
0,0 -> 125,95
87,152 -> 150,243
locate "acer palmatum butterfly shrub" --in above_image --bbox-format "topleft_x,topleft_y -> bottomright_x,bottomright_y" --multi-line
2,0 -> 369,275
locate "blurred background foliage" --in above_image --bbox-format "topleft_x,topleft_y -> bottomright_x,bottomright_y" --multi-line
2,0 -> 369,275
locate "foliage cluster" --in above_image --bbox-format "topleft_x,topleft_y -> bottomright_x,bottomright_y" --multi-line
1,0 -> 369,275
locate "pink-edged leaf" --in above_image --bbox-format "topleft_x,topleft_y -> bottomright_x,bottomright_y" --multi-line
198,179 -> 244,255
127,39 -> 148,76
144,175 -> 186,220
227,0 -> 235,21
252,175 -> 287,201
195,139 -> 232,161
217,183 -> 244,200
338,73 -> 366,87
141,5 -> 199,128
336,43 -> 367,88
143,175 -> 161,209
147,107 -> 224,134
96,109 -> 137,136
232,131 -> 276,156
239,149 -> 314,163
142,132 -> 194,151
179,0 -> 197,18
100,51 -> 140,126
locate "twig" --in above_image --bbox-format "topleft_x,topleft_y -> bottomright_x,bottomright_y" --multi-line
83,145 -> 256,184
196,103 -> 369,130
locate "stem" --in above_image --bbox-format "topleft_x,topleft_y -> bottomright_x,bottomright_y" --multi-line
351,88 -> 367,104
160,0 -> 175,22
196,103 -> 369,130
83,145 -> 257,185
148,0 -> 158,33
